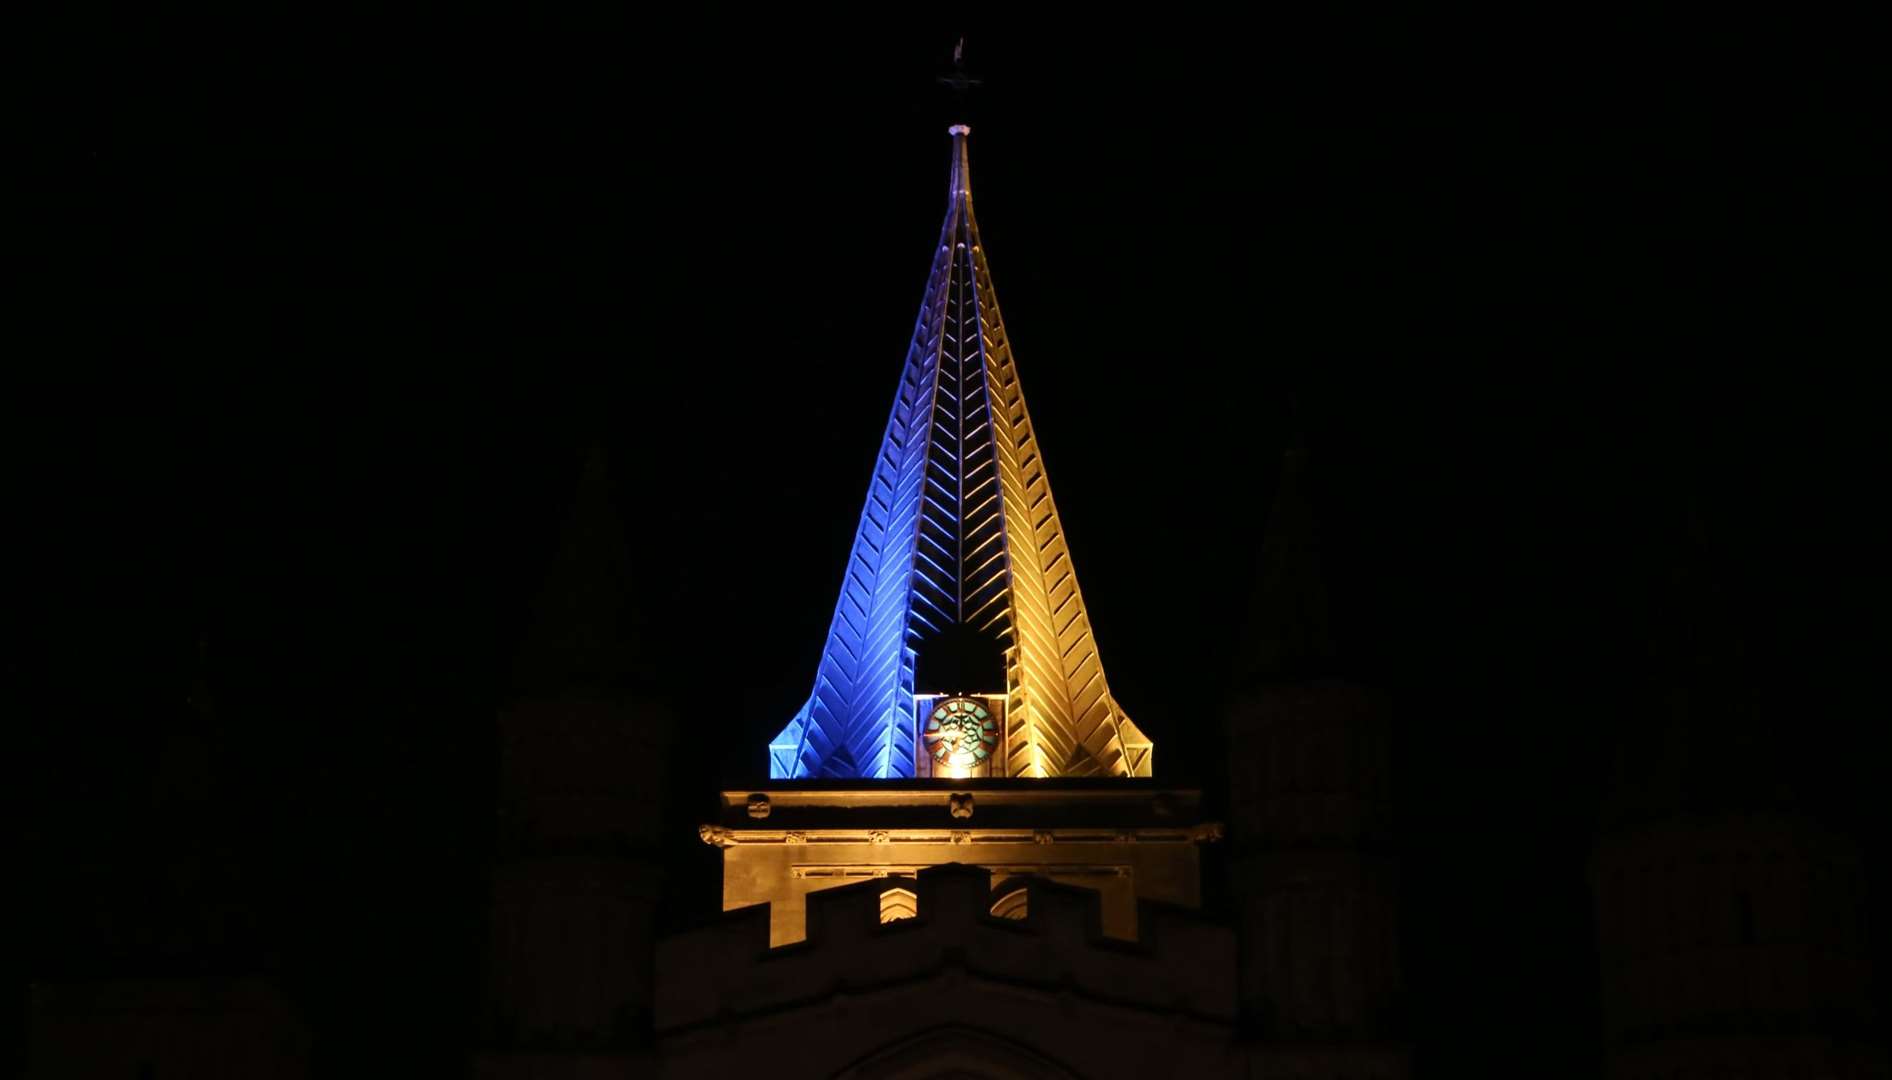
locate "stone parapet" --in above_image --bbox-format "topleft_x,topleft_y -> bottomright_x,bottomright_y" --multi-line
654,864 -> 1237,1077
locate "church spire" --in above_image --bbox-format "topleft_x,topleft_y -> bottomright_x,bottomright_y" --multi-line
1234,414 -> 1340,686
510,442 -> 645,696
768,125 -> 1151,780
1605,494 -> 1779,823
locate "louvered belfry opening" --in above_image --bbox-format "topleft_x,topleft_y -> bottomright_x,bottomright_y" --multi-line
910,219 -> 1010,699
768,125 -> 1153,781
912,621 -> 1006,698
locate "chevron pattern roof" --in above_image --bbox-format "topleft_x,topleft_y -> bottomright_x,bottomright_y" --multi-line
769,125 -> 1151,780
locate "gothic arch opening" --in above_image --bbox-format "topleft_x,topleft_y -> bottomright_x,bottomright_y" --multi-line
989,887 -> 1029,921
879,886 -> 919,924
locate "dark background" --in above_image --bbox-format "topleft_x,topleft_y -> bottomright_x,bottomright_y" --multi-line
17,14 -> 1887,1078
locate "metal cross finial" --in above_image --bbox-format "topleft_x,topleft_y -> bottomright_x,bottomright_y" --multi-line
938,36 -> 981,106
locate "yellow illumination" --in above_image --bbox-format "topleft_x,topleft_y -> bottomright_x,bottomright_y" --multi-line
878,887 -> 918,923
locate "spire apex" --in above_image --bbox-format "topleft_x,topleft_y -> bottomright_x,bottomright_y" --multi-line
948,124 -> 973,198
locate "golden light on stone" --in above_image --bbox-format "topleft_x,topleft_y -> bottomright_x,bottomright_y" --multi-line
878,887 -> 918,923
706,788 -> 1218,946
990,887 -> 1029,920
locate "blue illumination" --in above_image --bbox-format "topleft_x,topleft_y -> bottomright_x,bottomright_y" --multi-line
769,135 -> 980,780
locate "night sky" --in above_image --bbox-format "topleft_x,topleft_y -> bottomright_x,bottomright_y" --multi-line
18,16 -> 1888,1078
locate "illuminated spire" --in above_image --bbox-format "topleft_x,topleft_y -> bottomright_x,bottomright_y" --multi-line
770,126 -> 1151,780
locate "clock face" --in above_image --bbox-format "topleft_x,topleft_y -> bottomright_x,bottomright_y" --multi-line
924,697 -> 998,771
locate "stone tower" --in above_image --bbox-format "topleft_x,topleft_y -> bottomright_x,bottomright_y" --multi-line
1224,434 -> 1409,1077
1590,506 -> 1883,1078
28,635 -> 310,1079
476,444 -> 674,1077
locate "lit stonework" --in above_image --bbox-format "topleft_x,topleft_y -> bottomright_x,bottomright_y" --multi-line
704,785 -> 1220,946
657,866 -> 1240,1076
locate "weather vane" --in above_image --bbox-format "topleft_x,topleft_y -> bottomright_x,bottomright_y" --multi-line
937,36 -> 981,111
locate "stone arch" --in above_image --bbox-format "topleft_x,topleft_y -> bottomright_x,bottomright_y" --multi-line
987,876 -> 1037,921
833,1025 -> 1082,1080
989,887 -> 1029,921
879,885 -> 919,923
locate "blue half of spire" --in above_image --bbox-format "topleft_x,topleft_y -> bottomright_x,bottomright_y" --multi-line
769,132 -> 977,780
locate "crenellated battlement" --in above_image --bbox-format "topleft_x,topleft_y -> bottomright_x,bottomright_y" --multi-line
656,863 -> 1235,1036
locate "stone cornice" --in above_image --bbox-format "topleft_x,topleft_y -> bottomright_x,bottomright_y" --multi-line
699,823 -> 1223,849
